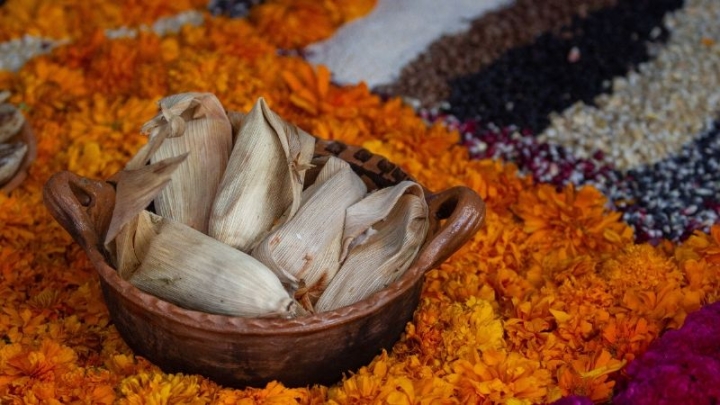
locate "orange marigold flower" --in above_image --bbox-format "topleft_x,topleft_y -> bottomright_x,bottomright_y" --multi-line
447,349 -> 551,404
600,244 -> 680,292
394,299 -> 446,364
596,244 -> 700,327
0,340 -> 77,397
335,0 -> 377,22
0,0 -> 205,42
198,18 -> 276,60
250,0 -> 375,49
679,224 -> 720,264
556,350 -> 625,403
250,0 -> 339,49
281,62 -> 380,121
327,358 -> 394,404
312,117 -> 370,146
215,381 -> 319,404
601,314 -> 658,363
513,184 -> 634,258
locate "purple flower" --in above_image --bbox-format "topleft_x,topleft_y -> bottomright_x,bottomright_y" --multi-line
613,301 -> 720,405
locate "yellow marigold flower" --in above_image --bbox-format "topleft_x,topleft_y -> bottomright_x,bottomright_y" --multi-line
327,369 -> 388,404
215,381 -> 318,404
117,371 -> 216,405
105,354 -> 139,377
440,298 -> 505,362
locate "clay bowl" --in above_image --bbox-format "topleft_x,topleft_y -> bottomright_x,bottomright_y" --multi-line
1,120 -> 37,193
43,138 -> 486,388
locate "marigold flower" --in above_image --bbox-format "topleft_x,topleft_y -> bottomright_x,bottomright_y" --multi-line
282,62 -> 380,121
0,0 -> 206,42
0,340 -> 77,398
513,184 -> 634,258
116,371 -> 217,405
555,350 -> 624,403
250,0 -> 340,49
447,350 -> 551,404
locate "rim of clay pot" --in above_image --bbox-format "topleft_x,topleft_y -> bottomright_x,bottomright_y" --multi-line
1,120 -> 37,193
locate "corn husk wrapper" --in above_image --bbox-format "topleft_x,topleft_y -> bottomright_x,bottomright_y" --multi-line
0,92 -> 25,144
252,156 -> 367,306
315,181 -> 429,312
140,92 -> 232,233
209,98 -> 315,251
0,143 -> 27,185
227,110 -> 245,145
115,210 -> 298,318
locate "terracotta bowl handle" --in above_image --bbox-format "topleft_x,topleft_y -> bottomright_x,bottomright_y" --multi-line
413,186 -> 486,273
43,171 -> 115,255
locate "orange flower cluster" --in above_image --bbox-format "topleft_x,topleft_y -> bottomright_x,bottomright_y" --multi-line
0,0 -> 207,42
250,0 -> 377,49
1,1 -> 720,404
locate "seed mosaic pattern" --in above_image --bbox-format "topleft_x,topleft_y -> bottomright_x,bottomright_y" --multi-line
445,0 -> 681,134
376,0 -> 619,107
397,0 -> 720,244
539,0 -> 720,170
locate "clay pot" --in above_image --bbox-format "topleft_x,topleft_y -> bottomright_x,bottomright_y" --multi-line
1,120 -> 36,193
43,138 -> 486,388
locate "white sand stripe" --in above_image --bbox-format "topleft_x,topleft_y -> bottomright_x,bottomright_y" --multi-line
538,0 -> 720,171
304,0 -> 513,89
